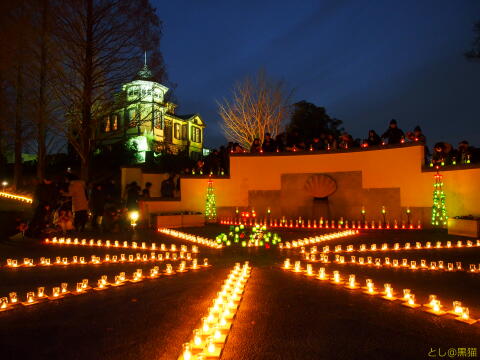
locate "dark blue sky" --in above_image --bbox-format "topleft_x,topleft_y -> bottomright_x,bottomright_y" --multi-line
154,0 -> 480,148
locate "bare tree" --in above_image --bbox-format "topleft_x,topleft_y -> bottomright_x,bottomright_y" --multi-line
218,70 -> 291,149
52,0 -> 166,181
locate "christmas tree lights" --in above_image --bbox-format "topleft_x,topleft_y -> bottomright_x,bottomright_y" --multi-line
431,171 -> 447,227
205,177 -> 217,222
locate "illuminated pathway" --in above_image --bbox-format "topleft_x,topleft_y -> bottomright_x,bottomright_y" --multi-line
0,228 -> 479,359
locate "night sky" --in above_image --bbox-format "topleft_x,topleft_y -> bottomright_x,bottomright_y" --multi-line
155,0 -> 480,148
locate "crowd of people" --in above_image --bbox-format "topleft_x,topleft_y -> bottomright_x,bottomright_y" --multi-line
26,173 -> 146,238
236,119 -> 476,166
186,119 -> 477,176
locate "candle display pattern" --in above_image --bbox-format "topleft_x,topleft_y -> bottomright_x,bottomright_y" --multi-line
44,237 -> 199,253
302,253 -> 479,274
0,191 -> 33,203
158,228 -> 222,249
219,216 -> 422,230
278,230 -> 358,249
4,252 -> 200,269
281,260 -> 477,325
310,239 -> 480,254
0,262 -> 210,313
179,262 -> 251,359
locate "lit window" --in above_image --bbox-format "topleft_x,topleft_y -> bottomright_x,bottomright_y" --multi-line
112,115 -> 118,131
174,123 -> 181,140
182,124 -> 187,140
104,116 -> 110,132
154,110 -> 163,129
191,127 -> 201,143
129,109 -> 137,127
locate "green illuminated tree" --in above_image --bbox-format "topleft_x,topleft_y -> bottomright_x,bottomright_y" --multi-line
432,171 -> 447,227
205,177 -> 217,222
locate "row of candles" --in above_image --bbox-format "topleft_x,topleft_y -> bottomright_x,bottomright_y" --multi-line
282,260 -> 477,325
309,239 -> 480,254
45,237 -> 199,253
219,217 -> 422,230
158,228 -> 223,249
0,261 -> 210,313
301,253 -> 480,274
278,230 -> 358,249
0,191 -> 33,203
4,252 -> 202,268
180,262 -> 251,359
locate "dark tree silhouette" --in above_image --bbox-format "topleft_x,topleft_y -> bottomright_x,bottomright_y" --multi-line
286,101 -> 343,143
465,21 -> 480,60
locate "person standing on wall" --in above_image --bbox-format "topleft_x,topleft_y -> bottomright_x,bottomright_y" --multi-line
381,119 -> 405,145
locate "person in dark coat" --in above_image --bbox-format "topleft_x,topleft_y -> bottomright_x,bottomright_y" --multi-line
338,132 -> 355,149
125,182 -> 140,211
161,176 -> 175,198
250,138 -> 262,153
274,133 -> 285,152
381,119 -> 405,145
28,176 -> 58,237
406,126 -> 429,162
262,133 -> 276,152
456,140 -> 473,164
432,142 -> 453,166
90,183 -> 106,229
142,182 -> 152,199
309,136 -> 324,151
366,130 -> 382,146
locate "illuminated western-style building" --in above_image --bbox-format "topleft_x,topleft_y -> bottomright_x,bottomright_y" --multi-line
97,62 -> 205,162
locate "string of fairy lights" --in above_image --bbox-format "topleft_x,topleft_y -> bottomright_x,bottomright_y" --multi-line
179,262 -> 251,360
0,260 -> 211,313
281,261 -> 477,325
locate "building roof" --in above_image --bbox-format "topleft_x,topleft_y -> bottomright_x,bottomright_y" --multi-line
133,64 -> 154,81
175,113 -> 197,120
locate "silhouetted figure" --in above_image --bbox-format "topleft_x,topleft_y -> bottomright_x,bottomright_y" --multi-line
274,133 -> 286,152
309,136 -> 323,151
432,142 -> 453,166
381,119 -> 404,145
250,138 -> 262,153
64,174 -> 89,232
28,176 -> 58,237
262,133 -> 276,152
456,141 -> 473,164
90,183 -> 105,229
338,132 -> 355,149
142,182 -> 152,199
366,130 -> 382,146
161,176 -> 175,198
125,181 -> 141,211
